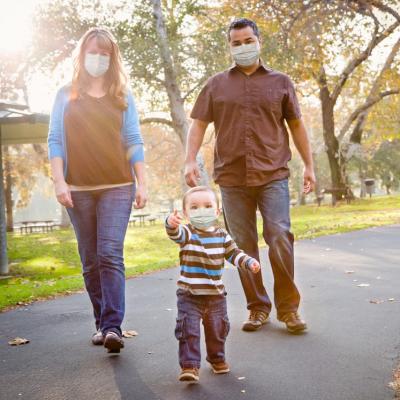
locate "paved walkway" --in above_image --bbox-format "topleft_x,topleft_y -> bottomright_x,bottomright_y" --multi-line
0,225 -> 399,400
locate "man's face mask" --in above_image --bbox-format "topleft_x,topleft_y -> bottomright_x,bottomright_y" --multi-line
189,207 -> 218,229
230,42 -> 260,67
84,53 -> 110,78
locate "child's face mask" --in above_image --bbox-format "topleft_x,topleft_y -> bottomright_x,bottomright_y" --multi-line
189,207 -> 218,229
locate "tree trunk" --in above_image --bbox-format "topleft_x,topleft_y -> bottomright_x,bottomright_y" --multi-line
152,0 -> 208,187
320,89 -> 346,202
3,146 -> 13,232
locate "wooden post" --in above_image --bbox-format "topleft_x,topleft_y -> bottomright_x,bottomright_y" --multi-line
0,127 -> 9,274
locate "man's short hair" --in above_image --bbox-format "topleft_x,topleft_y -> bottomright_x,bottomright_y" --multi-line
227,18 -> 260,41
182,186 -> 219,211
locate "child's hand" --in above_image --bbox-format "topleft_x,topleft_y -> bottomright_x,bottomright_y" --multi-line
167,209 -> 183,229
248,260 -> 260,274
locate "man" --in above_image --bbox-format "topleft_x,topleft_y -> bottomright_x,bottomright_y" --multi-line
184,18 -> 315,334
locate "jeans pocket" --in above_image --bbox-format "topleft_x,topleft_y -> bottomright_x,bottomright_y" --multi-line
175,316 -> 186,341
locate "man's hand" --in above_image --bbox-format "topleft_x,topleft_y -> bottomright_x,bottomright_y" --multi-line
303,166 -> 316,194
184,160 -> 200,187
167,209 -> 183,229
54,179 -> 73,208
134,184 -> 148,209
248,259 -> 260,274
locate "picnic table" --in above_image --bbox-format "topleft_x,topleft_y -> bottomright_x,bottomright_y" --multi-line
17,220 -> 57,234
132,213 -> 151,227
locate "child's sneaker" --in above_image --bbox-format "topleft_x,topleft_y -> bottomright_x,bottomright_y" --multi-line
178,368 -> 199,383
210,361 -> 230,374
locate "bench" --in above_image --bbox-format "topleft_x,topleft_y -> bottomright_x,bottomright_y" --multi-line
128,217 -> 138,227
322,187 -> 354,206
17,220 -> 58,234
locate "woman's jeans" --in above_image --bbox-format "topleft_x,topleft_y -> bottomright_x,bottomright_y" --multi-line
175,289 -> 230,369
220,179 -> 300,319
67,184 -> 135,335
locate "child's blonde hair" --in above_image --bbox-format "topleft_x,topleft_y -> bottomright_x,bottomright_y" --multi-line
182,186 -> 220,211
70,27 -> 128,109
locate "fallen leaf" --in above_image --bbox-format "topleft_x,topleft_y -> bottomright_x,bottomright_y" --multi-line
345,270 -> 355,274
369,299 -> 384,304
148,351 -> 153,355
357,283 -> 370,287
165,308 -> 172,311
241,390 -> 246,393
8,337 -> 29,346
122,330 -> 138,338
388,298 -> 395,302
238,376 -> 246,380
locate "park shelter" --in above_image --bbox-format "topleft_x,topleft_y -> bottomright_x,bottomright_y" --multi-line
0,102 -> 49,274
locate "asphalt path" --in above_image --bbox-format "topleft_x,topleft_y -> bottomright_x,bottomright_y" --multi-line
0,225 -> 399,400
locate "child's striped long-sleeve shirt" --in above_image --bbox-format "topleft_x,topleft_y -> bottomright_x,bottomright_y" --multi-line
166,222 -> 256,295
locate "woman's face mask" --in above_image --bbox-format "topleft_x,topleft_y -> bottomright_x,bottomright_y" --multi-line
84,53 -> 110,78
189,207 -> 218,229
230,42 -> 260,67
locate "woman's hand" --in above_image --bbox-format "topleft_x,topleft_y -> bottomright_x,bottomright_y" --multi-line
134,184 -> 147,209
54,179 -> 73,208
167,209 -> 183,229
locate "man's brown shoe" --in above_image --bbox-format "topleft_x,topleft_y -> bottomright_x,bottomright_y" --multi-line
179,368 -> 199,383
210,361 -> 230,374
242,310 -> 269,331
279,312 -> 307,333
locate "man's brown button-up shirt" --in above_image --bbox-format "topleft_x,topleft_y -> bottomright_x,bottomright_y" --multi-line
190,64 -> 302,187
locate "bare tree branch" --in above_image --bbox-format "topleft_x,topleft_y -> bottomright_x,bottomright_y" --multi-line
338,89 -> 400,141
140,116 -> 174,128
330,6 -> 399,103
338,36 -> 400,141
370,0 -> 400,22
182,78 -> 208,101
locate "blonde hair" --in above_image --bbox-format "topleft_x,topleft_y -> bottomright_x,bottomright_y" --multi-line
182,186 -> 220,211
70,27 -> 128,109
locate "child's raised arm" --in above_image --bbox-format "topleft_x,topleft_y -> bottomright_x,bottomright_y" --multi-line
224,234 -> 260,274
165,210 -> 190,245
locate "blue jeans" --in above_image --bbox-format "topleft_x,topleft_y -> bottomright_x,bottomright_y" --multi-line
220,179 -> 300,319
175,289 -> 230,369
67,184 -> 135,335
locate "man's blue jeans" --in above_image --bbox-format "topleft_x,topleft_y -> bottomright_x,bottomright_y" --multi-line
67,184 -> 135,335
220,179 -> 300,319
175,289 -> 230,369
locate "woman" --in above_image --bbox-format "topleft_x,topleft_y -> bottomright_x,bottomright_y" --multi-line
48,27 -> 147,353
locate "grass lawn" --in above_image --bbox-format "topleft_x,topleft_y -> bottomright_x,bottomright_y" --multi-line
1,194 -> 399,311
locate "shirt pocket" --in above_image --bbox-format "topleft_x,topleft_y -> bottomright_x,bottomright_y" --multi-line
261,88 -> 285,114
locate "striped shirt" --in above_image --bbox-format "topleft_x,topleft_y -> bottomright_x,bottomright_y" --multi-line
166,222 -> 256,295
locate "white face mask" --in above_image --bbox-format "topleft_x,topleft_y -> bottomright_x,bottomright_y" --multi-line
230,42 -> 260,67
189,207 -> 218,230
84,53 -> 110,78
